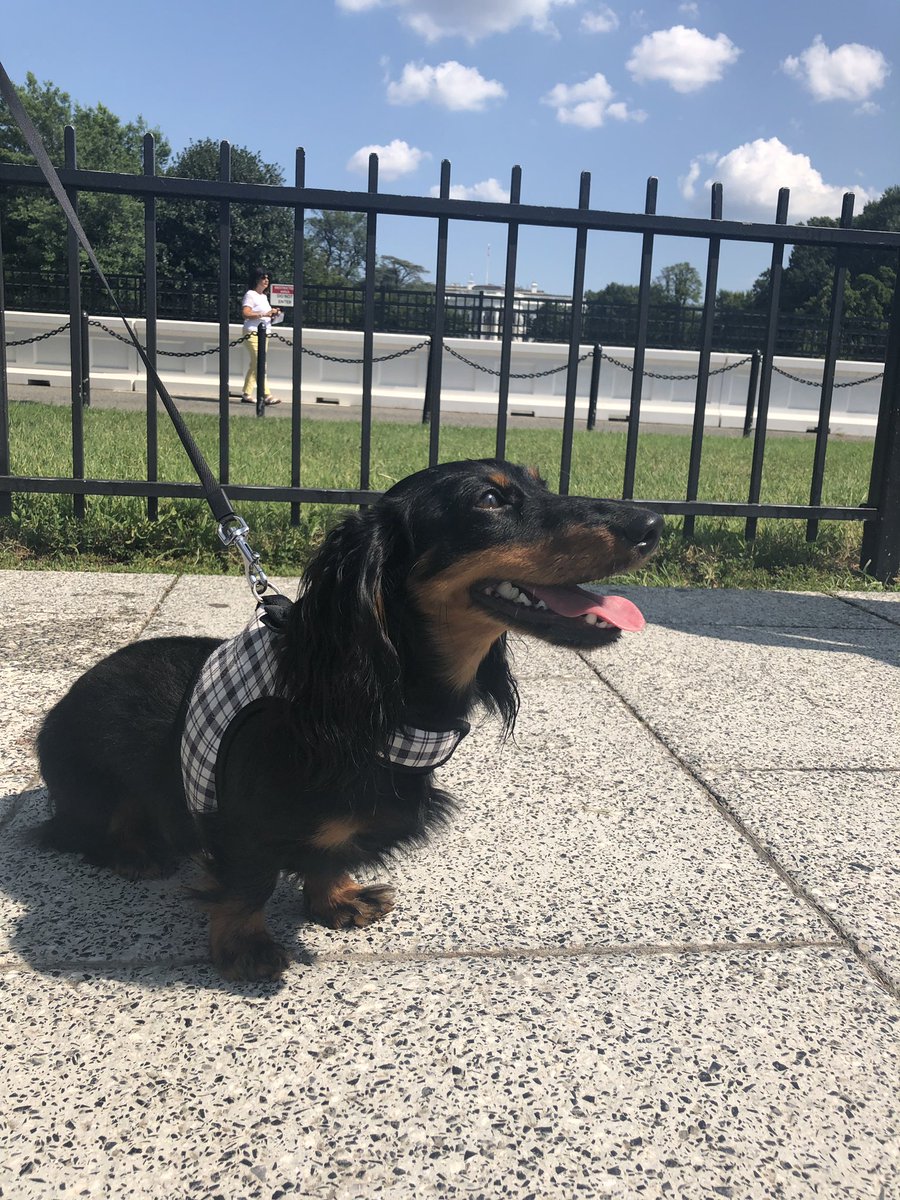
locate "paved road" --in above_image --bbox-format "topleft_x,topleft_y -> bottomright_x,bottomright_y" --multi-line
1,571 -> 898,1197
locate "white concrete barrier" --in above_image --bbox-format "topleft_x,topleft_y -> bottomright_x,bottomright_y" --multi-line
4,310 -> 885,436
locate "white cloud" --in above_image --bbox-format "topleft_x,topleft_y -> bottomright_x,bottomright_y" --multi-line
430,178 -> 510,201
682,137 -> 874,220
678,1 -> 699,15
581,6 -> 618,33
542,73 -> 646,128
335,0 -> 576,41
387,61 -> 506,110
782,36 -> 890,103
627,25 -> 740,92
346,139 -> 430,180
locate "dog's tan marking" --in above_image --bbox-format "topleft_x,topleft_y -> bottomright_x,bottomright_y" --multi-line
207,898 -> 268,957
488,471 -> 511,489
309,816 -> 366,851
304,872 -> 395,928
411,527 -> 627,690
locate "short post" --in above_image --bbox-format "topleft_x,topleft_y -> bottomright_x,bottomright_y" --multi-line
743,348 -> 761,437
256,321 -> 267,417
587,344 -> 602,430
422,338 -> 434,424
80,311 -> 91,408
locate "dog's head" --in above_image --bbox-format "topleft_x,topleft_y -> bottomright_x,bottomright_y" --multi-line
379,459 -> 662,685
287,459 -> 662,769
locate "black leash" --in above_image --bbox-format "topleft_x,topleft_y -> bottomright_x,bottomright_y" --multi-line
0,61 -> 269,597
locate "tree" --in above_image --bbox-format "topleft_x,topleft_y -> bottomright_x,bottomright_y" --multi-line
157,138 -> 295,286
372,255 -> 429,289
0,72 -> 170,275
305,211 -> 368,283
654,262 -> 703,307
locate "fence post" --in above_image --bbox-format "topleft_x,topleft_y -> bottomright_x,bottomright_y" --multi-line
256,322 -> 267,417
742,348 -> 760,436
860,267 -> 900,582
80,311 -> 91,407
422,337 -> 434,424
587,344 -> 602,430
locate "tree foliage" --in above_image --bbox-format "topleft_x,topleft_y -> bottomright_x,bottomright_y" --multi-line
0,72 -> 170,274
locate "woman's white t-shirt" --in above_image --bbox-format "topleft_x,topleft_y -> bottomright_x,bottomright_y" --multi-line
242,288 -> 272,332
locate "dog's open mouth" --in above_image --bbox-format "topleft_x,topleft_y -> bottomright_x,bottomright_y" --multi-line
472,579 -> 645,646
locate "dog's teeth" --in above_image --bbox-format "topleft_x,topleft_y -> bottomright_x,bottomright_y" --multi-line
515,593 -> 532,606
597,619 -> 611,628
584,613 -> 598,625
497,581 -> 517,599
535,600 -> 547,610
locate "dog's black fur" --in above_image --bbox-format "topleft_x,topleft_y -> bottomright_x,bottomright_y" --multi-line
36,459 -> 662,980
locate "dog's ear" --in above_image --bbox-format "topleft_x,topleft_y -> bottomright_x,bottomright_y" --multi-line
283,508 -> 406,779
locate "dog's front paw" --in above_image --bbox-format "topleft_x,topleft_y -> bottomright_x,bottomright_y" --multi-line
305,878 -> 395,930
213,930 -> 291,982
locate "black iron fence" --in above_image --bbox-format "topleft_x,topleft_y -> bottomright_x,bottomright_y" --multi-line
1,138 -> 900,579
3,269 -> 889,361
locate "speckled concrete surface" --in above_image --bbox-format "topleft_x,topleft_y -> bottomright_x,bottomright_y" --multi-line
1,572 -> 898,1199
1,951 -> 898,1199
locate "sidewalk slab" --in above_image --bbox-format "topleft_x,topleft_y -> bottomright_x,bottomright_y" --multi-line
1,949 -> 897,1199
703,768 -> 900,990
581,622 -> 900,771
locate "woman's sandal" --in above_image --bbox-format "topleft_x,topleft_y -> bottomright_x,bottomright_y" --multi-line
263,395 -> 281,406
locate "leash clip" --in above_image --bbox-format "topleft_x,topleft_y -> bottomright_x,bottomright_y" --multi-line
218,516 -> 269,598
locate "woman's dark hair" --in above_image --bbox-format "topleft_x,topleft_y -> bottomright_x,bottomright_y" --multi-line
247,266 -> 269,291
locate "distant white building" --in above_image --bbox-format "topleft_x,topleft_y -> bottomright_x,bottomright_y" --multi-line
445,280 -> 570,339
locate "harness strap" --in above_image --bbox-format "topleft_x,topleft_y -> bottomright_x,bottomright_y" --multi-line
0,62 -> 267,593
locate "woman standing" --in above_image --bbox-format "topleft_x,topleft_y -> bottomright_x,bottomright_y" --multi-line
240,267 -> 281,405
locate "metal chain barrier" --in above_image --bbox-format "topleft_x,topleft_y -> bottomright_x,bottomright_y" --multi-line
6,320 -> 71,346
444,343 -> 593,378
5,322 -> 887,388
770,362 -> 884,388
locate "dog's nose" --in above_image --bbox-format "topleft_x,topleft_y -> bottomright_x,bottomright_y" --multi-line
628,510 -> 664,552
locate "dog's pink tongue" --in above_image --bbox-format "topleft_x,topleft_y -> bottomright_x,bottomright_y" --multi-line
530,585 -> 646,631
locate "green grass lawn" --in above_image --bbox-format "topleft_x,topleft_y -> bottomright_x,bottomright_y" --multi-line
0,399 -> 892,591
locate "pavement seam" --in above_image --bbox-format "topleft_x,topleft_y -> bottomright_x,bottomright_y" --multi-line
133,571 -> 182,636
579,652 -> 900,1003
0,936 -> 841,978
832,593 -> 900,628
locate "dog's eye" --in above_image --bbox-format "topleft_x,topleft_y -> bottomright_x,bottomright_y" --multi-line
478,488 -> 506,509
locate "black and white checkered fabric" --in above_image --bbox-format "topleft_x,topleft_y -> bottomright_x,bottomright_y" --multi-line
377,724 -> 467,772
181,608 -> 281,816
181,606 -> 469,816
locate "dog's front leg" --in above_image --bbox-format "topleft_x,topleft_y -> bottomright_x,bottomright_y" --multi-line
201,858 -> 288,982
303,870 -> 395,930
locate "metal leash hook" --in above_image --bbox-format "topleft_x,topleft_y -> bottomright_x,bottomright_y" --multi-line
217,515 -> 270,598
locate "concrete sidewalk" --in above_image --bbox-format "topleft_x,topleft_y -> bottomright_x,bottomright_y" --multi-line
0,570 -> 898,1198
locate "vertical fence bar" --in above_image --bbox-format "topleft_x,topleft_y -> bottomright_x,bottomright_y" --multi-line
586,345 -> 602,431
360,155 -> 378,493
143,133 -> 158,520
0,215 -> 10,518
427,161 -> 451,467
860,260 -> 900,581
742,349 -> 760,436
79,310 -> 91,407
806,192 -> 854,542
682,182 -> 723,540
64,126 -> 85,519
256,322 -> 267,416
290,147 -> 305,526
622,177 -> 658,499
559,172 -> 591,495
495,165 -> 522,461
218,142 -> 232,477
745,189 -> 790,541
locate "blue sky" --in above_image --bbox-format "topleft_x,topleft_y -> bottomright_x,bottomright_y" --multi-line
7,0 -> 898,296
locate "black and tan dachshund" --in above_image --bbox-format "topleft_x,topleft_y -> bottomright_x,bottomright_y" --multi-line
36,459 -> 662,980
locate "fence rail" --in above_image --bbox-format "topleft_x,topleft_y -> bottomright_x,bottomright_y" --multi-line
1,137 -> 900,580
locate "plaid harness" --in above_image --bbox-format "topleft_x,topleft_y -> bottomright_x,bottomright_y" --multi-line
181,606 -> 469,816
